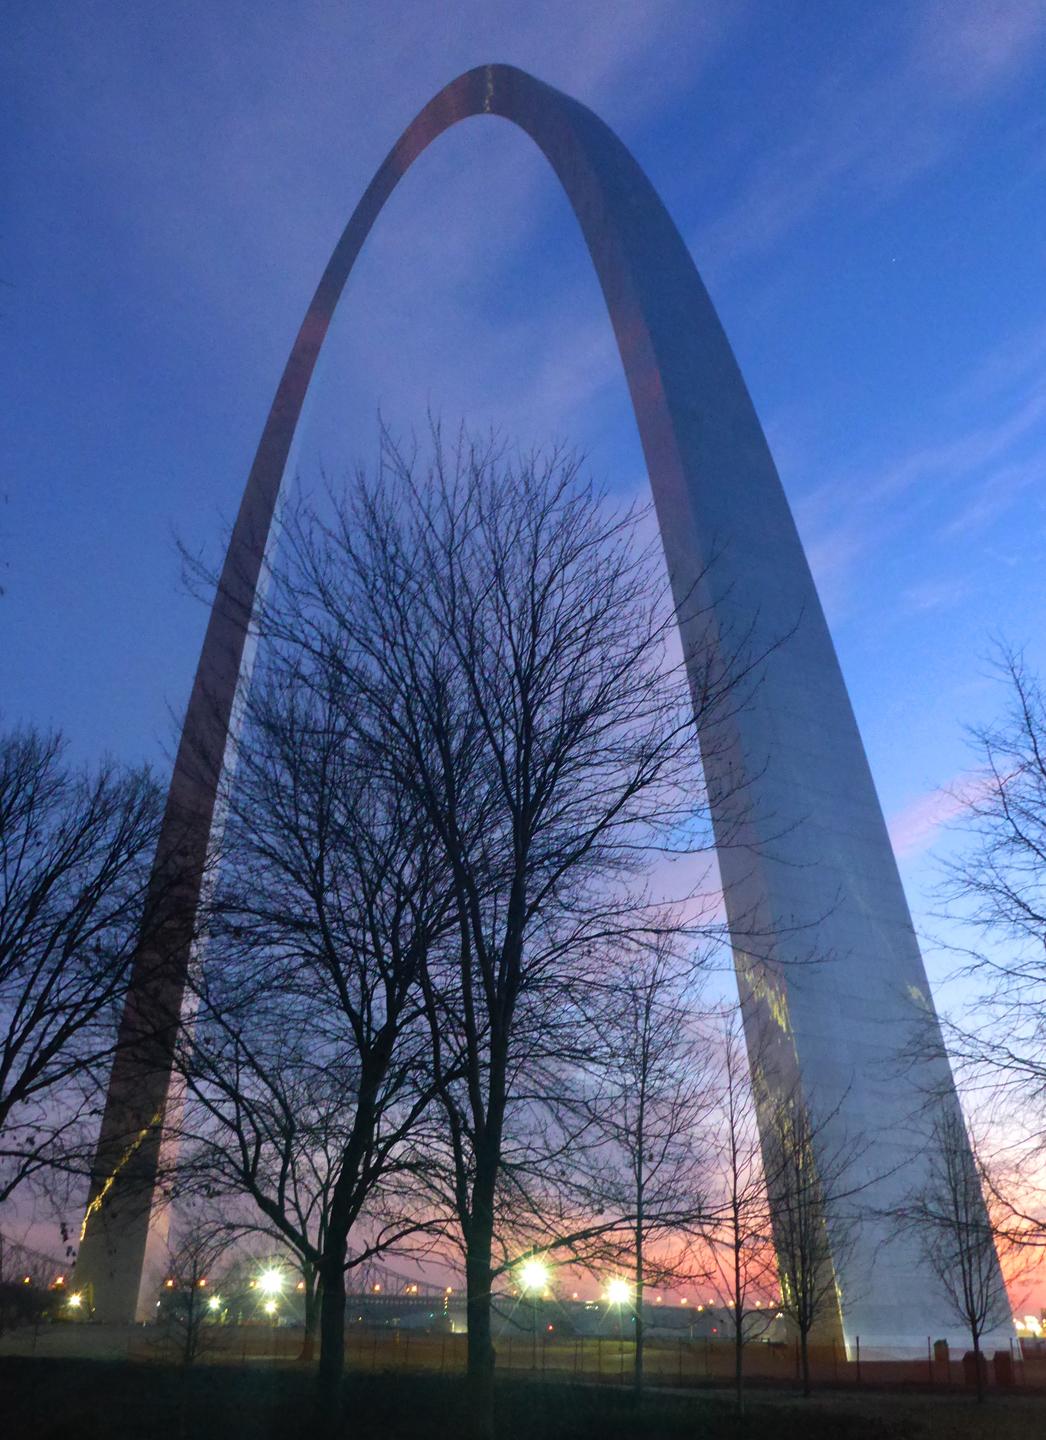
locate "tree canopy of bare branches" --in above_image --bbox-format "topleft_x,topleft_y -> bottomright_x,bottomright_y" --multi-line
895,1106 -> 1012,1401
934,647 -> 1046,1250
762,1091 -> 862,1396
178,630 -> 455,1416
586,936 -> 713,1395
701,1006 -> 779,1411
0,726 -> 160,1204
208,425 -> 747,1436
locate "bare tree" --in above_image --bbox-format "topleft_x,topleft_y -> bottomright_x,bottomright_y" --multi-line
762,1092 -> 861,1396
157,1213 -> 235,1367
0,727 -> 160,1203
701,1006 -> 779,1413
0,1231 -> 54,1335
935,647 -> 1046,1243
176,643 -> 454,1424
244,427 -> 751,1438
589,935 -> 713,1396
897,1106 -> 1011,1402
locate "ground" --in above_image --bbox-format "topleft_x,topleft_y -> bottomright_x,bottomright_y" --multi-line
0,1363 -> 1043,1440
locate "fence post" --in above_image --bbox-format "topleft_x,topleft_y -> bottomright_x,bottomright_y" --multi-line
927,1336 -> 933,1385
856,1335 -> 861,1386
598,1336 -> 603,1380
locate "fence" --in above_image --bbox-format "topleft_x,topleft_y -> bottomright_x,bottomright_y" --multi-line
115,1324 -> 1042,1392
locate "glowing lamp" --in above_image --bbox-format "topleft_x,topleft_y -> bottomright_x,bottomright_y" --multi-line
518,1259 -> 548,1294
258,1268 -> 284,1296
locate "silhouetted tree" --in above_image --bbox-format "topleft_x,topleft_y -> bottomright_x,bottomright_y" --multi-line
763,1092 -> 861,1396
934,647 -> 1046,1247
243,426 -> 751,1439
176,645 -> 454,1425
0,727 -> 160,1203
590,935 -> 713,1396
897,1105 -> 1011,1402
158,1214 -> 235,1367
701,1006 -> 779,1413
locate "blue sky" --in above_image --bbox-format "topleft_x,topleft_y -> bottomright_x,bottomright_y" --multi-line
4,0 -> 1046,988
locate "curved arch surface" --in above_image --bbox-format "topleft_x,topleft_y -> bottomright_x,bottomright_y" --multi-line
78,64 -> 1001,1350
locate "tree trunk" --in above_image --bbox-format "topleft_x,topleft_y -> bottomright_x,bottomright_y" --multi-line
800,1328 -> 811,1397
314,1076 -> 380,1426
633,1276 -> 644,1398
316,1254 -> 347,1430
733,1232 -> 744,1414
183,1290 -> 198,1367
465,1235 -> 496,1439
300,1272 -> 320,1364
465,1164 -> 498,1440
972,1331 -> 985,1404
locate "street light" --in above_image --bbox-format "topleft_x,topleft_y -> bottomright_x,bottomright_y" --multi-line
605,1277 -> 630,1307
518,1259 -> 548,1294
258,1268 -> 284,1296
208,1295 -> 222,1314
605,1277 -> 631,1358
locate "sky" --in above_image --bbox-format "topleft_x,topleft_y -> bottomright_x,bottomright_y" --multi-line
4,0 -> 1046,1285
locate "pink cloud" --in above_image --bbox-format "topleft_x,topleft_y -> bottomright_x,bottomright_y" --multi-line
889,787 -> 970,859
888,772 -> 1006,859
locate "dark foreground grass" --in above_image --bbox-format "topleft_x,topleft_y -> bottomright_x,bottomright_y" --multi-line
0,1360 -> 1040,1440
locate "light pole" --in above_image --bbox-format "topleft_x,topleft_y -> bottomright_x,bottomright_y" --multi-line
605,1277 -> 631,1377
518,1259 -> 549,1372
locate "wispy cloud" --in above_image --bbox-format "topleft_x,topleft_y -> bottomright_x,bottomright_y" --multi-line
694,0 -> 1046,275
888,759 -> 1018,859
889,780 -> 973,859
940,453 -> 1046,541
900,577 -> 970,614
793,317 -> 1046,617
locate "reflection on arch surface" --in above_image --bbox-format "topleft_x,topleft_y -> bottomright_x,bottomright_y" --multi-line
78,64 -> 999,1350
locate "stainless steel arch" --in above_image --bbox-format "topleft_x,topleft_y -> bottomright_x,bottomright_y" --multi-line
77,63 -> 1003,1349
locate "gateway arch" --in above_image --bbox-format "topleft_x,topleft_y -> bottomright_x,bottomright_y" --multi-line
77,63 -> 1002,1349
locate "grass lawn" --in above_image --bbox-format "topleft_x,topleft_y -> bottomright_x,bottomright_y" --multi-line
0,1360 -> 1042,1439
